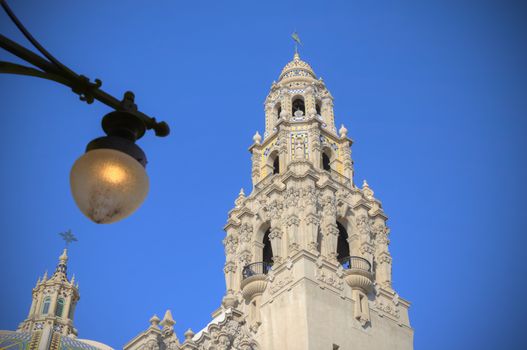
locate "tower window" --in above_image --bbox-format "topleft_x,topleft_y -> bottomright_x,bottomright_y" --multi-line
263,228 -> 273,265
273,155 -> 280,174
336,222 -> 350,262
292,98 -> 305,116
276,104 -> 282,120
322,152 -> 331,171
42,297 -> 51,315
316,103 -> 321,115
55,298 -> 64,317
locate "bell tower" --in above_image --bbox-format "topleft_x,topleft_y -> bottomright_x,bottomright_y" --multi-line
17,249 -> 80,348
219,52 -> 413,350
124,52 -> 414,350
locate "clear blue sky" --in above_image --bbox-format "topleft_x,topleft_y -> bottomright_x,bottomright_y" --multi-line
1,1 -> 526,349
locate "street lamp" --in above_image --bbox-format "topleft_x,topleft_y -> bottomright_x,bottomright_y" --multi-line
0,0 -> 169,224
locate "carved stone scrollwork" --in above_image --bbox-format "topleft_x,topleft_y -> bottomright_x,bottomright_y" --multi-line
238,223 -> 253,244
224,262 -> 237,274
268,200 -> 283,222
373,224 -> 390,246
268,227 -> 282,240
269,273 -> 293,295
301,187 -> 318,212
223,235 -> 238,256
238,252 -> 252,269
315,270 -> 344,291
374,300 -> 400,319
378,254 -> 392,265
284,188 -> 301,209
356,215 -> 371,235
360,243 -> 374,256
320,195 -> 336,217
217,334 -> 231,350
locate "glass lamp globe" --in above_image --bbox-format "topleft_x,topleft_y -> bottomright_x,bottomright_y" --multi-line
70,148 -> 149,224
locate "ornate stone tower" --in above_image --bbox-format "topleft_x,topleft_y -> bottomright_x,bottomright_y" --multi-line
17,249 -> 80,339
2,248 -> 113,350
219,52 -> 414,350
124,53 -> 413,350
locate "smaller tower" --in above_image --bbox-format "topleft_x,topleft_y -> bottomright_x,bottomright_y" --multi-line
18,249 -> 80,339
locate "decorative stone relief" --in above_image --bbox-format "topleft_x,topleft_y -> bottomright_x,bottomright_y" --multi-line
315,270 -> 344,291
374,300 -> 400,319
269,273 -> 293,295
223,235 -> 238,256
238,224 -> 253,244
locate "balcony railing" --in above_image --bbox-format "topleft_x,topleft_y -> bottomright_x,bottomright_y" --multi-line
338,256 -> 371,272
242,262 -> 273,280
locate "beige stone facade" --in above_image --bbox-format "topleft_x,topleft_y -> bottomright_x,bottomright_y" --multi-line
124,53 -> 414,350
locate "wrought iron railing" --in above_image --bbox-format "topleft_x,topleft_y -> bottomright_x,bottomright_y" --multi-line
339,256 -> 371,272
242,262 -> 273,280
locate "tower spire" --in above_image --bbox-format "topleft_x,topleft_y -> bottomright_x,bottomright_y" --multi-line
17,246 -> 80,338
55,248 -> 68,275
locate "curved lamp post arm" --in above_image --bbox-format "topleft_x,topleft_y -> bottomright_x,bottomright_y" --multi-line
0,0 -> 169,138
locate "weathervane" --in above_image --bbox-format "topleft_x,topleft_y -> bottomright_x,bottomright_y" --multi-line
291,31 -> 302,54
59,229 -> 77,248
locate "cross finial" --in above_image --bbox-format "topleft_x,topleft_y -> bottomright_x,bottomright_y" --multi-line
59,229 -> 77,248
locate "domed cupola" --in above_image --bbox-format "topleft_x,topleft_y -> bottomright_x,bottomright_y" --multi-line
278,52 -> 317,83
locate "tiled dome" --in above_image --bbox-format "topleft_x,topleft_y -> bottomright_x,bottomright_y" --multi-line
278,53 -> 316,81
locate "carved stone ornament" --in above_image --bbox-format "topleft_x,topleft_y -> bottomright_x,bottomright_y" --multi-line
223,235 -> 238,255
374,300 -> 400,319
315,270 -> 344,291
270,273 -> 293,295
356,215 -> 371,236
239,223 -> 253,243
286,216 -> 300,227
192,313 -> 259,350
268,228 -> 282,240
284,188 -> 301,208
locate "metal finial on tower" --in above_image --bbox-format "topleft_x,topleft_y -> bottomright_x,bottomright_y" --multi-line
291,31 -> 302,56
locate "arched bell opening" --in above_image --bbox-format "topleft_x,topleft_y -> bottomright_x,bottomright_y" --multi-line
336,222 -> 350,262
322,147 -> 333,172
263,228 -> 273,265
275,103 -> 282,121
268,150 -> 280,175
292,96 -> 305,116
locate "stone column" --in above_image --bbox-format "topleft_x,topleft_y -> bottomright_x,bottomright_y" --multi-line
339,139 -> 354,186
224,261 -> 237,293
28,295 -> 37,318
48,289 -> 59,316
304,86 -> 316,117
322,223 -> 339,261
264,103 -> 273,135
348,233 -> 360,256
280,90 -> 292,120
251,147 -> 262,186
278,130 -> 289,170
34,296 -> 42,318
376,252 -> 393,289
269,227 -> 283,264
310,125 -> 322,169
286,215 -> 300,254
321,97 -> 335,131
305,214 -> 320,252
62,294 -> 72,320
